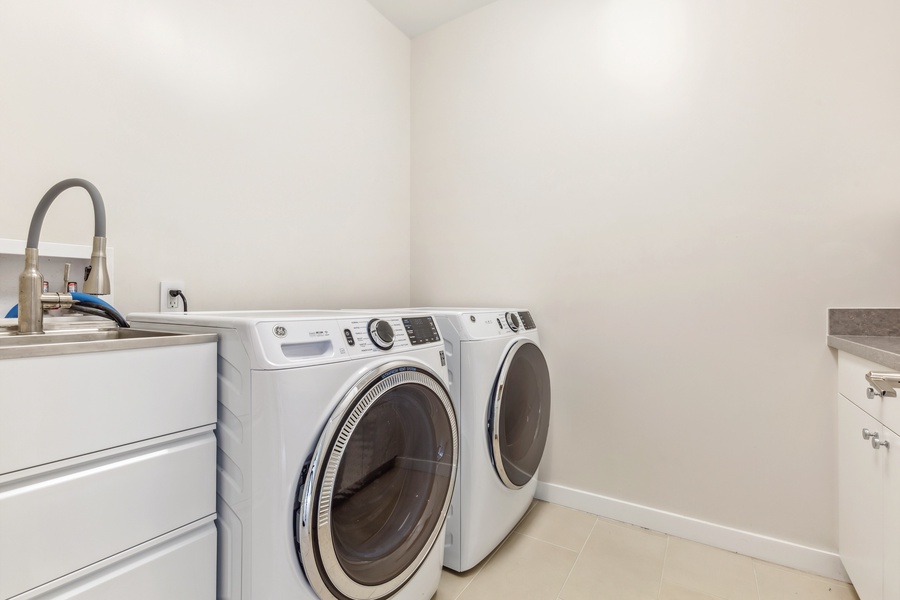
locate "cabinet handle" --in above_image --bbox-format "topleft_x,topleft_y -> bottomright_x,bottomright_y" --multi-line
863,428 -> 876,440
865,372 -> 900,397
871,433 -> 890,450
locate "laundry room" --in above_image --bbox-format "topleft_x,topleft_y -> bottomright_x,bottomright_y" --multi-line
0,1 -> 897,599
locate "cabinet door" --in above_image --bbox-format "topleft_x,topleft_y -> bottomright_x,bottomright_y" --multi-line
838,395 -> 884,600
883,425 -> 900,600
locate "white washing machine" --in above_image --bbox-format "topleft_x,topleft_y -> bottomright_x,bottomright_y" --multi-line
127,310 -> 458,600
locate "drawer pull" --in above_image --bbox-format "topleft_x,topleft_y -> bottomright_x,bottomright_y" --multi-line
865,372 -> 900,398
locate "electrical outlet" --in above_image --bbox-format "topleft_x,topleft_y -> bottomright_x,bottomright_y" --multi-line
159,280 -> 185,312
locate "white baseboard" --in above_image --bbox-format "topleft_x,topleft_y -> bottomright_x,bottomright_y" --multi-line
535,481 -> 848,583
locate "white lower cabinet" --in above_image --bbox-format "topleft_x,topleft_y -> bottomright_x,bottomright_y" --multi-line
0,336 -> 217,600
837,351 -> 900,600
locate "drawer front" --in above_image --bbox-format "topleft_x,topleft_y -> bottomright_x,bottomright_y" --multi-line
838,350 -> 900,433
0,341 -> 216,474
0,430 -> 216,599
14,520 -> 217,600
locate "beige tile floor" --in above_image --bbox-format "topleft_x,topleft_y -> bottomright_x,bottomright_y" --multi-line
433,501 -> 859,600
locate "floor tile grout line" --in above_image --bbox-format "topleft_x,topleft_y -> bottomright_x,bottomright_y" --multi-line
655,533 -> 671,600
752,557 -> 761,600
450,572 -> 471,600
555,517 -> 600,600
448,565 -> 479,599
508,529 -> 585,557
450,559 -> 487,599
572,515 -> 598,555
450,529 -> 510,600
514,530 -> 592,555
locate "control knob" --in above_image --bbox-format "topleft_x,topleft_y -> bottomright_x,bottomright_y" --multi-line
368,319 -> 395,350
505,312 -> 520,332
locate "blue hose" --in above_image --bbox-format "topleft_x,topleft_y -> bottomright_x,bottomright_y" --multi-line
5,293 -> 119,319
71,293 -> 115,310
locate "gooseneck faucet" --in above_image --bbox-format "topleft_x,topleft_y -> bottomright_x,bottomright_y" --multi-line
18,178 -> 111,335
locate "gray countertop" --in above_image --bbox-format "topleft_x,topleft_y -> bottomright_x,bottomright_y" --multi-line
827,308 -> 900,370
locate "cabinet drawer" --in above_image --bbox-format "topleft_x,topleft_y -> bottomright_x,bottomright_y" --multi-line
0,429 -> 216,599
838,350 -> 900,433
0,341 -> 216,474
13,520 -> 217,600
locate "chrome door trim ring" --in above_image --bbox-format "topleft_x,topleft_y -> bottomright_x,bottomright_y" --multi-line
490,339 -> 545,490
297,361 -> 458,600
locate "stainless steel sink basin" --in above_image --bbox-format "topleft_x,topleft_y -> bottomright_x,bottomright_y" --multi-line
0,319 -> 217,359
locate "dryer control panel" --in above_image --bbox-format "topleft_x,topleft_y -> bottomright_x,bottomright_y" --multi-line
460,310 -> 537,339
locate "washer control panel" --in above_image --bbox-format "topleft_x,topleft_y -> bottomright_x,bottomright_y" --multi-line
253,314 -> 443,366
401,316 -> 441,346
340,317 -> 406,355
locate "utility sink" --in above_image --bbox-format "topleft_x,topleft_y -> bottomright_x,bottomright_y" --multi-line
0,319 -> 216,359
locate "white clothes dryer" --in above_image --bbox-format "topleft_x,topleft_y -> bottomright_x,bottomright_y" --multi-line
127,310 -> 458,600
407,308 -> 551,573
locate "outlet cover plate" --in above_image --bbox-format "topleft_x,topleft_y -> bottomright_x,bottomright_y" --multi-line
159,280 -> 185,312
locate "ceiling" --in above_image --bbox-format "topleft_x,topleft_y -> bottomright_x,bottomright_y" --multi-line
365,0 -> 501,38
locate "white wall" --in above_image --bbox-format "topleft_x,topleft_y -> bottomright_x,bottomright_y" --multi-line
411,0 -> 900,569
0,0 -> 410,313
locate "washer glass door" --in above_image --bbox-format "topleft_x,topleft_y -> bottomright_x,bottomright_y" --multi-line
297,363 -> 458,600
489,340 -> 551,489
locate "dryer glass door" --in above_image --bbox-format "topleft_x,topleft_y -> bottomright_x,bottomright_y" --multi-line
296,363 -> 458,600
489,340 -> 551,489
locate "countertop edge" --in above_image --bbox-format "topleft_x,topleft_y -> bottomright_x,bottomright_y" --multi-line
0,330 -> 218,360
827,334 -> 900,370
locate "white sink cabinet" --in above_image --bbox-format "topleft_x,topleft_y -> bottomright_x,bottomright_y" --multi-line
837,351 -> 900,600
0,329 -> 218,600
